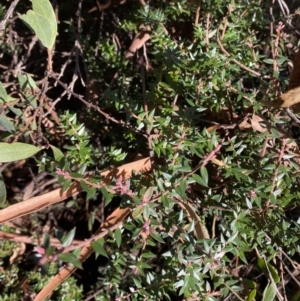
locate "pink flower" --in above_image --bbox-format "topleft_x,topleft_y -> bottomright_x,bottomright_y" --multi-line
56,168 -> 70,179
112,176 -> 134,197
140,219 -> 152,239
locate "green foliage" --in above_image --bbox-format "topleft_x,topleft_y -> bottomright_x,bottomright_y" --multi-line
19,0 -> 57,49
0,0 -> 300,300
59,112 -> 95,167
0,230 -> 83,300
0,142 -> 40,163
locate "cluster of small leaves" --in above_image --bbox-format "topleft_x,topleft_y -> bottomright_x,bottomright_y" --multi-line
1,0 -> 300,300
58,112 -> 95,167
0,226 -> 83,300
76,1 -> 300,300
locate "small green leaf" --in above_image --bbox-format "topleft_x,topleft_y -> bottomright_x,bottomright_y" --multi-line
143,204 -> 150,219
70,172 -> 83,179
142,251 -> 156,259
246,289 -> 256,301
17,73 -> 38,91
263,59 -> 274,64
25,94 -> 37,108
80,180 -> 89,192
114,228 -> 122,248
46,245 -> 56,256
262,283 -> 276,301
102,187 -> 113,206
0,173 -> 6,205
8,106 -> 22,116
50,145 -> 64,162
242,278 -> 257,289
72,248 -> 81,257
150,231 -> 165,243
132,205 -> 143,219
58,253 -> 82,269
139,289 -> 151,297
267,262 -> 280,283
132,276 -> 142,288
200,166 -> 208,186
19,0 -> 57,49
92,238 -> 108,258
62,179 -> 72,191
192,173 -> 207,187
0,115 -> 15,133
175,165 -> 192,172
0,142 -> 41,162
56,228 -> 76,248
86,186 -> 96,200
0,82 -> 8,103
257,256 -> 265,270
291,290 -> 300,301
257,257 -> 280,283
143,186 -> 154,202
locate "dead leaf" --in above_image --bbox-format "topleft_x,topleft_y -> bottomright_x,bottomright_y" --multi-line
238,112 -> 300,166
262,86 -> 300,108
211,158 -> 229,168
45,103 -> 60,125
238,115 -> 252,131
206,124 -> 220,132
206,106 -> 238,124
9,243 -> 26,265
250,114 -> 268,132
237,112 -> 269,133
177,200 -> 210,239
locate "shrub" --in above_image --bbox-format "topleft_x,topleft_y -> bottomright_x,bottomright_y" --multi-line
0,0 -> 300,300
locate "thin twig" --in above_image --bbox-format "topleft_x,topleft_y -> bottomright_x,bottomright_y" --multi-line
13,37 -> 39,77
285,108 -> 300,125
0,0 -> 20,33
265,139 -> 286,208
204,13 -> 210,51
194,0 -> 201,27
47,72 -> 148,138
277,0 -> 289,17
140,52 -> 154,165
278,252 -> 288,301
63,222 -> 123,253
216,28 -> 261,77
0,230 -> 82,248
221,4 -> 233,40
224,284 -> 244,301
263,257 -> 284,301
